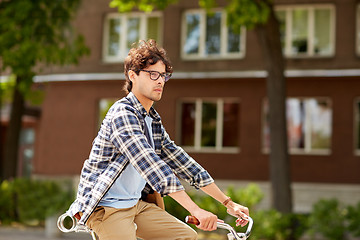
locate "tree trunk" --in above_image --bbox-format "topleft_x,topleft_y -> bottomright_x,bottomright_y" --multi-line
254,4 -> 292,213
0,84 -> 3,180
3,76 -> 25,180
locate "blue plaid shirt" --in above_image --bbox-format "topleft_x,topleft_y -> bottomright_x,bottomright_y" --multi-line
68,92 -> 214,225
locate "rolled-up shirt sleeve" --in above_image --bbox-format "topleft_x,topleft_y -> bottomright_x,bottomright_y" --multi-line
160,127 -> 214,189
109,106 -> 185,195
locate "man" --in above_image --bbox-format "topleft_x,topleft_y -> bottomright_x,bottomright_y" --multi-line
68,39 -> 249,240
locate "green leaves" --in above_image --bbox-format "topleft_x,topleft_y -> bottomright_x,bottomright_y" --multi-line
109,0 -> 272,34
0,180 -> 16,224
225,183 -> 264,211
109,0 -> 178,12
0,178 -> 74,225
0,75 -> 16,105
226,0 -> 271,30
308,199 -> 347,240
199,0 -> 216,11
347,202 -> 360,237
0,0 -> 89,92
309,200 -> 360,239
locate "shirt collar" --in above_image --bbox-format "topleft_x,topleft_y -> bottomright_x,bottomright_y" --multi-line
126,92 -> 161,121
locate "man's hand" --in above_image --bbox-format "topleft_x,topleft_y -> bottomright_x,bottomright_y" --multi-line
191,208 -> 220,231
225,201 -> 249,227
168,190 -> 221,231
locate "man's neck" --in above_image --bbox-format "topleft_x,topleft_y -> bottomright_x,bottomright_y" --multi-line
132,92 -> 153,113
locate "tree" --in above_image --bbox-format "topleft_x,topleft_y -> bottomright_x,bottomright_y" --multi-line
110,0 -> 292,213
0,0 -> 90,181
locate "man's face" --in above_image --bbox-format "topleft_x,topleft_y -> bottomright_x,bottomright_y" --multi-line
130,61 -> 166,107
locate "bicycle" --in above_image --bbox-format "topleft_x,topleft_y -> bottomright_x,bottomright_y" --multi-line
57,212 -> 253,240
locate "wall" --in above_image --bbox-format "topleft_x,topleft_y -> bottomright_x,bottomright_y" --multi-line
34,75 -> 360,185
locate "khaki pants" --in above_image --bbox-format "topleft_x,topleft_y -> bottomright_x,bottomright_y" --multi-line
86,200 -> 197,240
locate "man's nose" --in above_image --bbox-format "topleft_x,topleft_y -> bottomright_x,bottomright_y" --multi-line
157,76 -> 166,84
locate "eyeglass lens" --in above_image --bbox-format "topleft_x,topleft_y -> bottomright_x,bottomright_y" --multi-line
142,70 -> 171,82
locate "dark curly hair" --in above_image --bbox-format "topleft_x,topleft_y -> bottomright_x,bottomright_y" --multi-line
123,39 -> 173,94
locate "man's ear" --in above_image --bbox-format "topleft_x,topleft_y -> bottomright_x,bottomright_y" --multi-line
128,70 -> 136,82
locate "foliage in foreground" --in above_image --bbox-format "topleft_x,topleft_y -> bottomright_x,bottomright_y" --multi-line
0,178 -> 74,225
165,184 -> 360,240
1,179 -> 360,240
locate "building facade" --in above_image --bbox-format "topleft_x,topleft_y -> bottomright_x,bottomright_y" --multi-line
29,0 -> 360,211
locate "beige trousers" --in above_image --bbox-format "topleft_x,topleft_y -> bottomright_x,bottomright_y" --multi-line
86,200 -> 197,240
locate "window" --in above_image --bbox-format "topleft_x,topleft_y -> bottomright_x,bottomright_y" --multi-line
18,128 -> 35,177
98,98 -> 118,128
103,12 -> 162,62
276,5 -> 335,57
357,4 -> 360,55
355,99 -> 360,155
177,98 -> 240,153
263,98 -> 332,154
181,9 -> 246,60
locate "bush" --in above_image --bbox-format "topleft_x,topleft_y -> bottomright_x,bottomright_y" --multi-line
225,183 -> 264,211
0,178 -> 74,225
251,210 -> 309,240
165,183 -> 310,240
164,184 -> 360,240
0,180 -> 16,224
346,202 -> 360,238
308,199 -> 347,240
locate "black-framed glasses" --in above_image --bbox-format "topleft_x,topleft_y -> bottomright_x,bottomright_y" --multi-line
139,70 -> 172,82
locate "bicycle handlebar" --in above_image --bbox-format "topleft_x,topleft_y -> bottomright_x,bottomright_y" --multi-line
185,215 -> 253,240
58,212 -> 253,240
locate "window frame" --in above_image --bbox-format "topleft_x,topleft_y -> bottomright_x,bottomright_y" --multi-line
262,97 -> 333,155
275,4 -> 336,58
176,97 -> 240,153
357,4 -> 360,56
18,128 -> 36,177
181,8 -> 246,60
102,12 -> 163,63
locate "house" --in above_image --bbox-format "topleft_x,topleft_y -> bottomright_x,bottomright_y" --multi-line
12,0 -> 360,212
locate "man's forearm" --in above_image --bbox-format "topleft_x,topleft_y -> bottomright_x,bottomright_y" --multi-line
200,182 -> 229,205
168,182 -> 228,211
168,190 -> 201,215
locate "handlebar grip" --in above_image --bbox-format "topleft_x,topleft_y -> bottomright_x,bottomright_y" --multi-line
185,216 -> 200,225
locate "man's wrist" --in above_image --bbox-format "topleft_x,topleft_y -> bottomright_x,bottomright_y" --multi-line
222,197 -> 232,207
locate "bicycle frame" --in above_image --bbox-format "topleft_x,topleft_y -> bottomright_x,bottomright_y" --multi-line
185,215 -> 253,240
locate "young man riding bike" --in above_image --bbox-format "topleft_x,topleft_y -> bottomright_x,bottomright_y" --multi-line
67,39 -> 249,240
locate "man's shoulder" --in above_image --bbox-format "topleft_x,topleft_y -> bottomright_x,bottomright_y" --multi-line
108,98 -> 138,116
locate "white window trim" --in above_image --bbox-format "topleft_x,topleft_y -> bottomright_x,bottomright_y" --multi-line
177,98 -> 240,154
181,9 -> 246,60
354,98 -> 360,156
102,12 -> 163,63
357,4 -> 360,56
275,4 -> 336,58
261,97 -> 332,155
